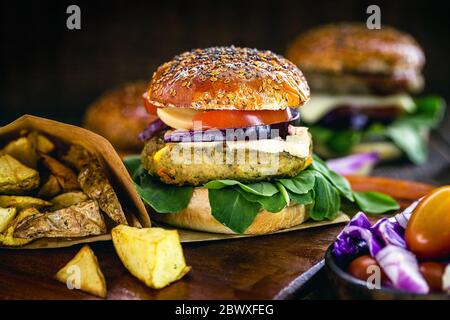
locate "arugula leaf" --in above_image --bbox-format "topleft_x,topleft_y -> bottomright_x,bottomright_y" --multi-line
203,180 -> 278,196
136,174 -> 194,213
208,187 -> 261,233
236,187 -> 286,213
386,124 -> 427,165
311,154 -> 354,201
276,170 -> 315,194
353,191 -> 400,214
288,190 -> 313,205
310,171 -> 340,220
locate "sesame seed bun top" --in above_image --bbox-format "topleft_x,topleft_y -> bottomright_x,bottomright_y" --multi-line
286,23 -> 425,76
146,46 -> 310,111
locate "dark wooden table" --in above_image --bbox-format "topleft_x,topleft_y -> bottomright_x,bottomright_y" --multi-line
0,177 -> 434,300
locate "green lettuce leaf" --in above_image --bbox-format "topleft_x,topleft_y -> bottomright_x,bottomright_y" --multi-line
309,171 -> 340,220
203,180 -> 278,196
353,191 -> 400,214
208,187 -> 261,233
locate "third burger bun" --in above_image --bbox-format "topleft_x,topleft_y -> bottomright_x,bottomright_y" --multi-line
146,46 -> 310,111
286,23 -> 425,76
83,81 -> 156,155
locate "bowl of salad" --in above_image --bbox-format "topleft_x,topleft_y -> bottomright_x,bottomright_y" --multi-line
325,186 -> 450,300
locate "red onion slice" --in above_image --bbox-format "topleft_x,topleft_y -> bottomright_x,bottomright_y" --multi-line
376,245 -> 429,294
326,152 -> 379,176
138,118 -> 167,141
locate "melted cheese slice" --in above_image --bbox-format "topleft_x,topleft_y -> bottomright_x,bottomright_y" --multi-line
299,93 -> 416,124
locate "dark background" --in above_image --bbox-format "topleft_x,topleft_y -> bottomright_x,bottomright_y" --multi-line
0,0 -> 449,182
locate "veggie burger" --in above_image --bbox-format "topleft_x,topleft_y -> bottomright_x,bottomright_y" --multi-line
128,46 -> 394,235
287,23 -> 444,163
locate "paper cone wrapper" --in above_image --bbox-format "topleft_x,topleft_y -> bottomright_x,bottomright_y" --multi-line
0,115 -> 150,249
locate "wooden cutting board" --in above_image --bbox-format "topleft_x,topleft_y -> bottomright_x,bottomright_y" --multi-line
0,176 -> 434,300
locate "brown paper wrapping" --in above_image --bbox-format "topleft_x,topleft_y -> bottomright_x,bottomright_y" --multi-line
0,115 -> 150,249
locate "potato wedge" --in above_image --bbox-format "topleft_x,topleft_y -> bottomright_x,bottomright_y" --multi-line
0,207 -> 16,233
0,195 -> 52,210
111,225 -> 190,289
0,137 -> 38,168
28,131 -> 55,154
41,154 -> 79,191
50,192 -> 89,211
78,161 -> 127,225
0,154 -> 40,194
0,208 -> 38,246
55,245 -> 107,298
37,175 -> 62,198
14,200 -> 106,240
62,144 -> 92,171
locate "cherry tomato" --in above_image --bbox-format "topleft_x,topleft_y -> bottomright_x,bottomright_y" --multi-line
143,92 -> 158,115
347,255 -> 387,283
192,108 -> 293,130
405,186 -> 450,260
419,262 -> 445,292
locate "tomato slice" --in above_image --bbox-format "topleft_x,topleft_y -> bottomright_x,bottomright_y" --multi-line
405,186 -> 450,260
192,109 -> 293,130
142,92 -> 158,116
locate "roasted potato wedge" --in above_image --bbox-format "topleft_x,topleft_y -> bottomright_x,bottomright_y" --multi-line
0,207 -> 16,233
0,208 -> 38,246
14,200 -> 106,240
79,161 -> 127,225
112,225 -> 190,289
41,154 -> 79,191
28,131 -> 55,154
0,154 -> 40,194
50,192 -> 89,211
55,245 -> 107,298
37,175 -> 62,198
0,195 -> 52,210
62,144 -> 92,171
0,137 -> 38,168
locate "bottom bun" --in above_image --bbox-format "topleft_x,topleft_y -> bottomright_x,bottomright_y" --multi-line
150,188 -> 309,234
315,141 -> 403,162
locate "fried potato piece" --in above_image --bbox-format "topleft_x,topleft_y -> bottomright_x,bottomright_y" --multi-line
50,192 -> 89,211
41,155 -> 79,191
37,175 -> 62,198
62,144 -> 127,225
28,131 -> 55,154
79,162 -> 127,225
0,195 -> 52,210
62,144 -> 92,171
112,225 -> 191,289
0,155 -> 40,194
14,200 -> 106,240
0,207 -> 16,233
55,245 -> 107,298
0,208 -> 38,246
0,137 -> 38,168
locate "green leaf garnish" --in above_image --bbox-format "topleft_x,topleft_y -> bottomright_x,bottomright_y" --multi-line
353,191 -> 400,214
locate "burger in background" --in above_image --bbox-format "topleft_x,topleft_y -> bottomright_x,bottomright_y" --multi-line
83,81 -> 157,156
287,23 -> 445,164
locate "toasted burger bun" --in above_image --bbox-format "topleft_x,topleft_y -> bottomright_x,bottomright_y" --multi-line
146,46 -> 310,111
84,81 -> 156,155
286,23 -> 425,76
150,188 -> 309,234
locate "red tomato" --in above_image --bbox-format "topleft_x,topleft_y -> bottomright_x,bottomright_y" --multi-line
419,262 -> 445,292
192,109 -> 293,130
347,255 -> 387,283
142,92 -> 158,115
405,186 -> 450,260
